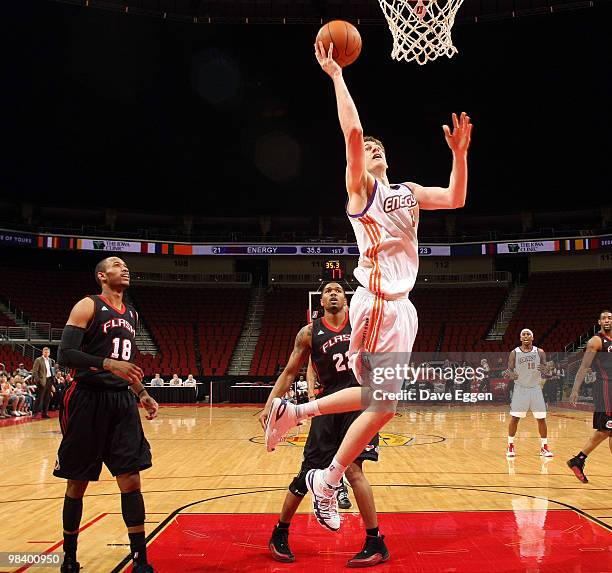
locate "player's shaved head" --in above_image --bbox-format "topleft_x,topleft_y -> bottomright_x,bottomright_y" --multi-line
600,310 -> 612,319
323,282 -> 344,293
95,257 -> 114,286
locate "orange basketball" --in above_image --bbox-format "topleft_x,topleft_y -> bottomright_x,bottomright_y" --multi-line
315,20 -> 362,68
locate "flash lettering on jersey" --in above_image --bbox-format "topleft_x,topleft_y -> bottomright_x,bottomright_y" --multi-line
321,334 -> 351,354
102,318 -> 136,336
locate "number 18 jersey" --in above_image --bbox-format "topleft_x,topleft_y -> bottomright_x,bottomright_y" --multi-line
310,314 -> 357,397
75,295 -> 138,390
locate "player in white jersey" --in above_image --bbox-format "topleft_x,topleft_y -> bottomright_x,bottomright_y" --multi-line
504,329 -> 554,458
262,41 -> 472,534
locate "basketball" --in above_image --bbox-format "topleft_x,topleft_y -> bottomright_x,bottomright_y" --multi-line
315,20 -> 362,68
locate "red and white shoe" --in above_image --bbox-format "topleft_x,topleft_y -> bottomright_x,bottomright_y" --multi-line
540,444 -> 554,458
265,398 -> 298,452
506,443 -> 516,458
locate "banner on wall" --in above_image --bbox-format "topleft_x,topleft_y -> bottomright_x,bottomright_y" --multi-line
1,228 -> 611,257
496,241 -> 557,254
79,239 -> 143,253
0,231 -> 36,247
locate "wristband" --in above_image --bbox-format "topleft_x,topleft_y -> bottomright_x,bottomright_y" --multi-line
137,388 -> 147,398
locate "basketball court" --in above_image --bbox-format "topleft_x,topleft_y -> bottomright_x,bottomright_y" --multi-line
1,403 -> 610,572
2,0 -> 610,571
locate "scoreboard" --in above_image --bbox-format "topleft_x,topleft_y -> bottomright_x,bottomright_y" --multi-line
323,259 -> 343,280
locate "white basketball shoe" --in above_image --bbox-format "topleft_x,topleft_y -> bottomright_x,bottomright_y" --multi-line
306,468 -> 341,532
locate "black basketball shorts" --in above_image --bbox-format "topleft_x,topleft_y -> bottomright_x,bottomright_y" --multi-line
53,384 -> 152,481
593,411 -> 612,432
289,410 -> 379,497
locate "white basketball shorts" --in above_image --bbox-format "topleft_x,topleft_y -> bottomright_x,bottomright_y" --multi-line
510,385 -> 547,419
348,286 -> 418,387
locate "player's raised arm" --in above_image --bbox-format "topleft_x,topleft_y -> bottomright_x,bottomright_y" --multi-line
569,336 -> 602,405
314,41 -> 370,204
259,324 -> 313,430
412,112 -> 472,210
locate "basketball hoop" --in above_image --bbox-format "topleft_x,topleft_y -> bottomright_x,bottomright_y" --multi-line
377,0 -> 465,65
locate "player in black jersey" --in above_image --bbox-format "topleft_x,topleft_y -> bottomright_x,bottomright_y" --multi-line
567,310 -> 612,483
54,257 -> 158,573
259,283 -> 388,567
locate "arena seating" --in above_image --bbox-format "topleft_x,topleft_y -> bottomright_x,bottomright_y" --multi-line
131,286 -> 250,376
0,268 -> 93,327
0,315 -> 17,327
250,284 -> 509,376
500,270 -> 612,352
1,266 -> 608,378
0,347 -> 32,373
250,288 -> 307,376
411,285 -> 508,354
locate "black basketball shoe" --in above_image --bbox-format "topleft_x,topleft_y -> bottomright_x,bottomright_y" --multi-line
347,534 -> 390,568
60,557 -> 80,573
269,526 -> 295,563
338,482 -> 352,510
132,563 -> 155,573
567,456 -> 588,483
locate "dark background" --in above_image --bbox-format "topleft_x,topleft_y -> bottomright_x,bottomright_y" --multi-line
3,0 -> 610,217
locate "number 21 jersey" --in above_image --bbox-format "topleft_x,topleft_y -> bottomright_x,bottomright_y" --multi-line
311,315 -> 357,397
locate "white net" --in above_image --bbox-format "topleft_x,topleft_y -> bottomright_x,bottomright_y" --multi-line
377,0 -> 465,65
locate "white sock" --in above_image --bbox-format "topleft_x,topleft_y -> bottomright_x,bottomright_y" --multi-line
324,457 -> 348,487
295,400 -> 320,422
541,438 -> 547,447
508,436 -> 514,444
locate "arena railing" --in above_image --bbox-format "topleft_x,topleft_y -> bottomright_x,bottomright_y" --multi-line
269,271 -> 511,286
0,324 -> 56,344
131,272 -> 252,285
30,322 -> 51,341
417,272 -> 512,285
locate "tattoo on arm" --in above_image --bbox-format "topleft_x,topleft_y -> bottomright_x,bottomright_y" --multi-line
292,324 -> 312,355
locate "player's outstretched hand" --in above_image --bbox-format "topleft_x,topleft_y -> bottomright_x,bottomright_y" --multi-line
259,403 -> 271,432
569,389 -> 579,407
443,112 -> 472,155
104,359 -> 144,386
315,41 -> 342,79
140,394 -> 159,420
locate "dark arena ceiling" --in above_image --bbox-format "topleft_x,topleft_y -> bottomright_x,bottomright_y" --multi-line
51,0 -> 601,24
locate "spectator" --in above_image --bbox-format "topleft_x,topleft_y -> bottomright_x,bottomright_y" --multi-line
185,374 -> 197,387
1,376 -> 21,417
479,358 -> 491,393
50,370 -> 66,411
583,367 -> 596,399
554,362 -> 566,401
150,373 -> 164,386
295,375 -> 308,403
12,381 -> 31,416
0,363 -> 9,380
18,379 -> 35,415
169,374 -> 183,386
17,363 -> 31,381
32,347 -> 55,419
